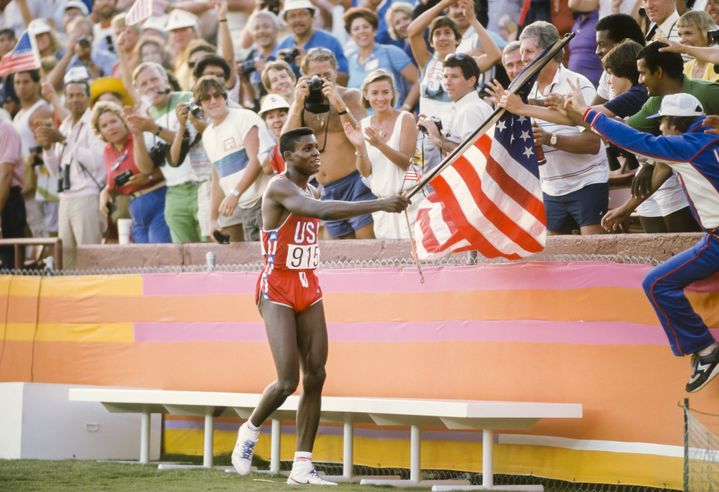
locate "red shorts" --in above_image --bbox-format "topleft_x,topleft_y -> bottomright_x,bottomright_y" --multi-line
255,269 -> 323,313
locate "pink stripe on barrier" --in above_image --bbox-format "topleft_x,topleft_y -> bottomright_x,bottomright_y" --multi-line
131,319 -> 713,346
142,263 -> 658,296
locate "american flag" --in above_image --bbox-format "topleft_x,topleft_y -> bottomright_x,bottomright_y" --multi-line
413,110 -> 546,260
0,31 -> 40,78
404,165 -> 422,182
126,0 -> 154,26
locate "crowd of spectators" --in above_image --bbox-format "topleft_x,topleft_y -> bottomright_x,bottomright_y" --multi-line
1,0 -> 719,268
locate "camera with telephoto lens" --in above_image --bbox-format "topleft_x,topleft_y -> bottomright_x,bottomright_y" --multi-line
29,145 -> 44,167
418,116 -> 443,135
278,47 -> 300,64
114,170 -> 133,187
304,74 -> 329,113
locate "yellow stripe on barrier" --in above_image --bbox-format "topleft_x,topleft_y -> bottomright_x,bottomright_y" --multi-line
37,275 -> 144,297
5,322 -> 135,343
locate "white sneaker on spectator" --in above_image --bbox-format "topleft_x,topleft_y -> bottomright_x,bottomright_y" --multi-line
231,422 -> 259,475
287,461 -> 337,486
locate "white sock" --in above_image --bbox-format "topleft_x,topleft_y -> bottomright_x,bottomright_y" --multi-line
246,420 -> 260,432
698,343 -> 718,357
294,451 -> 312,463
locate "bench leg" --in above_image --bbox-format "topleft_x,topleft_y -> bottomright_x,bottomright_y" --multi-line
482,429 -> 493,487
203,409 -> 214,468
270,419 -> 281,474
343,420 -> 354,479
140,411 -> 150,464
410,425 -> 420,483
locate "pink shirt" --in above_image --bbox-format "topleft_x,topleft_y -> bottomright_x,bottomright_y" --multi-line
0,119 -> 24,189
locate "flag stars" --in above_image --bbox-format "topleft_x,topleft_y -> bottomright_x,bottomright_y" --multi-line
496,120 -> 507,132
518,116 -> 527,123
523,146 -> 534,158
520,130 -> 531,142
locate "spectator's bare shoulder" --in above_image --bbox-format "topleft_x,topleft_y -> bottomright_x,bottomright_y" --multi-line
340,87 -> 362,107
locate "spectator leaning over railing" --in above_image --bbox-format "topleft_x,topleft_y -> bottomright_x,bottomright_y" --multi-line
37,71 -> 106,265
0,119 -> 26,269
567,91 -> 719,393
93,101 -> 171,244
343,69 -> 420,239
622,42 -> 719,232
343,7 -> 419,112
676,10 -> 719,82
197,76 -> 269,242
282,48 -> 375,239
489,21 -> 609,235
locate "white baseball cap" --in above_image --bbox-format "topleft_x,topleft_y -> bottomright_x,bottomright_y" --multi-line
165,9 -> 199,31
259,94 -> 290,117
280,0 -> 316,19
28,19 -> 52,35
64,0 -> 90,16
648,93 -> 705,119
142,15 -> 168,35
64,66 -> 90,84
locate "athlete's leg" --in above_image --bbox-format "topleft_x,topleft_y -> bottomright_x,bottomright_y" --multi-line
294,300 -> 328,452
248,299 -> 301,427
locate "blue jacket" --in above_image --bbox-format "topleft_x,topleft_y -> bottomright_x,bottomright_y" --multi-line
583,108 -> 719,230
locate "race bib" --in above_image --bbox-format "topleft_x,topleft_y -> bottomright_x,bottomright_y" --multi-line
286,243 -> 320,270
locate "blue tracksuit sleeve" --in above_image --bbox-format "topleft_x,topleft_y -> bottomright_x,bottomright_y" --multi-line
583,108 -> 701,164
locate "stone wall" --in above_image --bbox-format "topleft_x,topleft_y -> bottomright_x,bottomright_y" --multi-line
73,233 -> 706,270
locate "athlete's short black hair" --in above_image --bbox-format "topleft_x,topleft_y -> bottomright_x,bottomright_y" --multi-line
638,42 -> 684,81
280,127 -> 315,156
595,14 -> 646,46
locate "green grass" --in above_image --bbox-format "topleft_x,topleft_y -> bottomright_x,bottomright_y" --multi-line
0,460 -> 426,491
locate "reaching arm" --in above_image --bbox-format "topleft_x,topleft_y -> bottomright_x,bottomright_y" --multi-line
408,0 -> 453,69
214,0 -> 238,90
660,40 -> 719,65
132,132 -> 155,173
268,177 -> 410,220
461,0 -> 501,72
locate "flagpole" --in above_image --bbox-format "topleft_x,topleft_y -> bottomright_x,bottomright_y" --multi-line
405,32 -> 575,200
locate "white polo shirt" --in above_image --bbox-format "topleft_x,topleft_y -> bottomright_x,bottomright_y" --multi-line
202,107 -> 269,209
529,64 -> 608,197
446,90 -> 494,143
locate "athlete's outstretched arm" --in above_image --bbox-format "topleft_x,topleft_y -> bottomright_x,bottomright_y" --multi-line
269,179 -> 410,220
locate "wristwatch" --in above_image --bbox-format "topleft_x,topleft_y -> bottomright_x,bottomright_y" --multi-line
549,134 -> 558,147
230,189 -> 241,197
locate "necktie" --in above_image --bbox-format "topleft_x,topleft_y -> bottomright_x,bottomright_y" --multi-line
646,23 -> 658,41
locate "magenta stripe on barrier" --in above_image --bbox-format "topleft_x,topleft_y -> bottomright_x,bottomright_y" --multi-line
141,264 -> 719,296
132,319 -> 704,346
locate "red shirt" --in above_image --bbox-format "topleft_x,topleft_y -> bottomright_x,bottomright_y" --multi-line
269,143 -> 286,174
103,133 -> 149,196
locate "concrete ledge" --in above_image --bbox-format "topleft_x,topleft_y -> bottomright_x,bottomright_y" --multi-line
73,233 -> 705,270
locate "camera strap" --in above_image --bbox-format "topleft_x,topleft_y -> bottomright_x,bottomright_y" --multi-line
58,122 -> 105,191
300,108 -> 330,153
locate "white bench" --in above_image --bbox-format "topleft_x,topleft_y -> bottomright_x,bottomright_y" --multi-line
68,388 -> 582,490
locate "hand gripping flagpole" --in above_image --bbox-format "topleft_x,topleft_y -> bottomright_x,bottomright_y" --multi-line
405,33 -> 575,200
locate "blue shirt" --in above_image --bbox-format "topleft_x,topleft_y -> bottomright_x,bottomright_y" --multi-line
273,30 -> 348,77
352,0 -> 413,46
67,47 -> 116,80
348,43 -> 412,106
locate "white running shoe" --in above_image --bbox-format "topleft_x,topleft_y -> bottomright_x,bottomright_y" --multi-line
231,422 -> 259,475
287,461 -> 337,486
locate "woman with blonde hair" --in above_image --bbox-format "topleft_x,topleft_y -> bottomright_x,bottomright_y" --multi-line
92,102 -> 171,243
342,69 -> 419,239
677,10 -> 719,82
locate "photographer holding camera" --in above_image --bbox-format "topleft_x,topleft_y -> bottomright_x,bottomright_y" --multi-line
417,53 -> 493,157
37,74 -> 107,266
283,48 -> 377,239
125,62 -> 203,244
